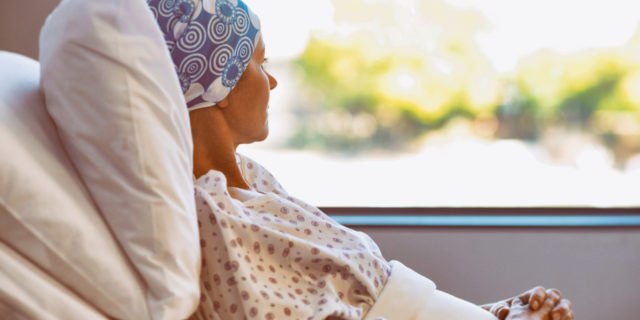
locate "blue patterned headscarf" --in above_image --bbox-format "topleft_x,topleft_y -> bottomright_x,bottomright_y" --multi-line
147,0 -> 261,110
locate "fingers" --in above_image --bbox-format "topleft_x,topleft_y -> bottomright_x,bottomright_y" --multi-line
520,286 -> 547,310
550,299 -> 573,320
496,306 -> 510,320
489,301 -> 510,320
510,297 -> 524,307
505,287 -> 572,319
538,288 -> 562,315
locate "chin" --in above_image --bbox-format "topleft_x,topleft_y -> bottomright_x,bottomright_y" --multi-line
257,129 -> 269,142
250,127 -> 269,144
260,122 -> 269,140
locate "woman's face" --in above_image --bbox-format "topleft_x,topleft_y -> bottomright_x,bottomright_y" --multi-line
220,35 -> 278,146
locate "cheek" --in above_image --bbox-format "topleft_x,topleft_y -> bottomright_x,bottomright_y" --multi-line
261,72 -> 271,99
250,74 -> 270,104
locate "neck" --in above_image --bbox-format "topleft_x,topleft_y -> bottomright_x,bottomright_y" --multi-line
190,107 -> 250,190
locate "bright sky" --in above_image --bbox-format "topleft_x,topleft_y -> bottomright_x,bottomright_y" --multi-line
243,0 -> 334,60
445,0 -> 640,72
245,0 -> 640,73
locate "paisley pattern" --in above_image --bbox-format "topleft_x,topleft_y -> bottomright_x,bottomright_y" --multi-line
147,0 -> 260,110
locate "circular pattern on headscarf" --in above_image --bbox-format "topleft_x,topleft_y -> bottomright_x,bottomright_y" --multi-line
175,0 -> 195,22
222,56 -> 244,87
208,44 -> 233,74
158,0 -> 175,16
208,16 -> 231,43
178,53 -> 208,85
177,21 -> 206,53
147,0 -> 261,110
215,0 -> 236,25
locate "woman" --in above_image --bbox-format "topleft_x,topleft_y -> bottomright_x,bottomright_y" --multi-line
148,0 -> 574,319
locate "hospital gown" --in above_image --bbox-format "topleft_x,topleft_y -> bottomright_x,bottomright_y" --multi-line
190,153 -> 391,320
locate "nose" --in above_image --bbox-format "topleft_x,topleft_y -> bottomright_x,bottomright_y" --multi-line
267,71 -> 278,90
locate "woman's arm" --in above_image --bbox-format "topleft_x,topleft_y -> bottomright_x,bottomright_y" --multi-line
422,290 -> 498,320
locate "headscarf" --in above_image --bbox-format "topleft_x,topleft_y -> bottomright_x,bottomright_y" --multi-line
147,0 -> 261,110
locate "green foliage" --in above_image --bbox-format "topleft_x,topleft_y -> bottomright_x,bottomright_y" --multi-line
287,24 -> 640,163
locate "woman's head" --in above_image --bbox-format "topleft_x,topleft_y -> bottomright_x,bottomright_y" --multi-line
149,0 -> 278,149
147,0 -> 266,110
204,34 -> 278,145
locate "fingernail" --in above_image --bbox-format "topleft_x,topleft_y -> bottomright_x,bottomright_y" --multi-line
498,308 -> 508,319
532,301 -> 539,309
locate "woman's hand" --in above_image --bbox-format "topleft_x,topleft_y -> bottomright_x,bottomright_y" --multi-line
504,289 -> 574,320
482,286 -> 573,320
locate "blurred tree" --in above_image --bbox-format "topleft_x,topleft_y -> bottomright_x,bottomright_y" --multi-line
288,0 -> 640,164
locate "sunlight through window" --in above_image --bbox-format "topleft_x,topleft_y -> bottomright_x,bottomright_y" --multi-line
241,0 -> 640,207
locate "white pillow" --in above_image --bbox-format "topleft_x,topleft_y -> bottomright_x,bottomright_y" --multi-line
0,240 -> 107,320
39,0 -> 200,318
0,51 -> 147,319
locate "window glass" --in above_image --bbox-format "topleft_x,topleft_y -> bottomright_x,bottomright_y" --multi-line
241,0 -> 640,207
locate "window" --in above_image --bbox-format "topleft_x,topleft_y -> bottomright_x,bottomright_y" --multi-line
242,0 -> 640,208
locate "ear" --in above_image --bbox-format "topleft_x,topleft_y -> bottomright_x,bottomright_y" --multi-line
216,95 -> 230,108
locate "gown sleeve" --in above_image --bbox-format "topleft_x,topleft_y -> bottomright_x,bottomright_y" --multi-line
365,261 -> 496,320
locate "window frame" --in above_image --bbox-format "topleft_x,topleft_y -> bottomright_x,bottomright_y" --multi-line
321,207 -> 640,228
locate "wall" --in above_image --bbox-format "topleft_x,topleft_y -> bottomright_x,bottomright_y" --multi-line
356,226 -> 640,320
0,0 -> 60,59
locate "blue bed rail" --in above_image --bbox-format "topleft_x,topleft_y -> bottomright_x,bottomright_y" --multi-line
331,214 -> 640,227
323,207 -> 640,227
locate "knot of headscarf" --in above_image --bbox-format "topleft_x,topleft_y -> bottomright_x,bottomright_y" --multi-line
147,0 -> 261,110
